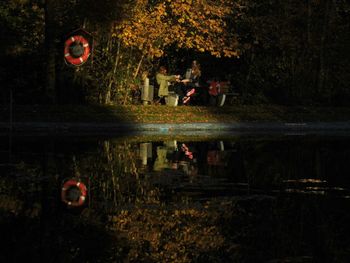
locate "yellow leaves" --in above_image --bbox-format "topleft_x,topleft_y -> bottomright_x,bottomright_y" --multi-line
108,202 -> 232,262
154,49 -> 164,58
114,0 -> 239,58
178,17 -> 185,23
223,49 -> 237,57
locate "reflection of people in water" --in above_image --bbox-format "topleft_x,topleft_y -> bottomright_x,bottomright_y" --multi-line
178,160 -> 198,176
207,141 -> 226,166
175,143 -> 198,176
153,146 -> 171,171
180,143 -> 193,160
152,141 -> 198,176
139,142 -> 152,166
207,150 -> 223,166
148,140 -> 238,177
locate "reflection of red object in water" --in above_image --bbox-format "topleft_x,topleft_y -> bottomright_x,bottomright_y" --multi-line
61,179 -> 87,207
181,143 -> 193,159
185,151 -> 193,159
181,143 -> 189,152
207,151 -> 222,165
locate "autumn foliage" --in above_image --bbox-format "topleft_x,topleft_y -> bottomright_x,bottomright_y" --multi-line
115,0 -> 239,58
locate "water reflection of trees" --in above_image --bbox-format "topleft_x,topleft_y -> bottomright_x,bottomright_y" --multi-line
89,138 -> 350,262
1,137 -> 350,262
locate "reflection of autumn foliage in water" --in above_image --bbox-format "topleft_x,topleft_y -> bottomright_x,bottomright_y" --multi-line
109,202 -> 241,263
90,140 -> 161,205
89,140 -> 241,262
2,138 -> 350,262
85,139 -> 350,262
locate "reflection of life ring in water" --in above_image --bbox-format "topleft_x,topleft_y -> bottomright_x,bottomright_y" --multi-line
61,179 -> 87,207
64,35 -> 91,66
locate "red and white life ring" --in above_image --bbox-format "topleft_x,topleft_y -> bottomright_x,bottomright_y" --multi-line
61,179 -> 87,207
64,35 -> 91,66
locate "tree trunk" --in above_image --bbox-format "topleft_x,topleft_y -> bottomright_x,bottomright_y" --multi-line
318,0 -> 332,94
244,52 -> 255,98
121,52 -> 133,105
105,38 -> 121,104
307,0 -> 312,45
105,85 -> 112,104
44,0 -> 56,102
133,54 -> 145,79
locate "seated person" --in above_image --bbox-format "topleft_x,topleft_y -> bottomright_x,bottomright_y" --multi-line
208,77 -> 231,106
177,60 -> 204,105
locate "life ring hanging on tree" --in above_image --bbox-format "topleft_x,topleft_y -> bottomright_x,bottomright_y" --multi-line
64,35 -> 91,66
61,179 -> 87,207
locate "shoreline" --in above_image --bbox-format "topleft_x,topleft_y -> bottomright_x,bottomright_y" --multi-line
1,121 -> 350,136
1,104 -> 350,136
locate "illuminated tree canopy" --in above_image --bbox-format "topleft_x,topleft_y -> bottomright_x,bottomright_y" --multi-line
115,0 -> 239,58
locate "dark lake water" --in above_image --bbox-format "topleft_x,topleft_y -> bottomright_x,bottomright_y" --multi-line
1,134 -> 350,262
